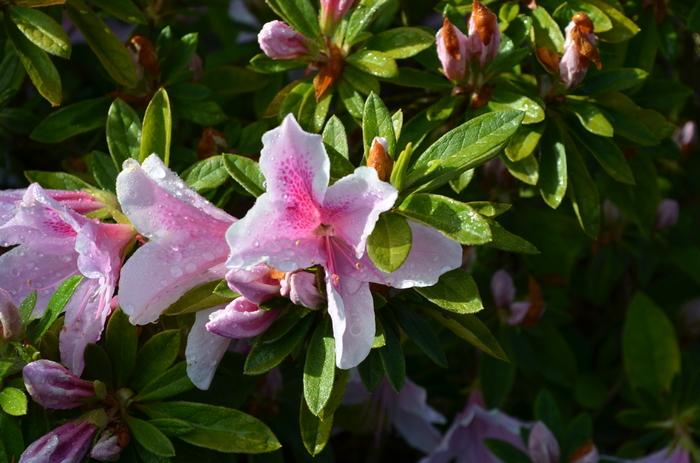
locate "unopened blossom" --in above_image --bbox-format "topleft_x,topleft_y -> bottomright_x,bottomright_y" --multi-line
655,199 -> 679,230
367,137 -> 393,182
0,185 -> 133,374
490,270 -> 516,309
226,114 -> 462,369
258,20 -> 308,60
528,421 -> 560,463
20,420 -> 98,463
206,297 -> 278,338
490,270 -> 544,326
280,271 -> 323,308
560,13 -> 602,88
23,360 -> 95,409
343,373 -> 446,453
436,18 -> 470,82
673,121 -> 697,154
468,0 -> 500,66
570,442 -> 599,463
320,0 -> 355,33
89,430 -> 123,462
0,288 -> 21,341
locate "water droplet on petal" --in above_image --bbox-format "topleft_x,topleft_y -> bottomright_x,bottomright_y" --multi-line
170,267 -> 183,277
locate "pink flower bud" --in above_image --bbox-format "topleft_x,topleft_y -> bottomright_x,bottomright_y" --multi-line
528,422 -> 560,463
90,431 -> 123,462
468,0 -> 501,66
23,360 -> 95,409
20,420 -> 97,463
559,13 -> 601,88
367,137 -> 393,182
281,271 -> 323,309
508,300 -> 532,326
320,0 -> 355,32
655,198 -> 679,230
490,270 -> 515,309
436,18 -> 470,82
206,297 -> 278,339
570,442 -> 599,463
674,121 -> 697,154
258,20 -> 308,60
0,288 -> 21,341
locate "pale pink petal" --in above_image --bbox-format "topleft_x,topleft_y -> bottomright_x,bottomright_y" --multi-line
226,193 -> 324,272
528,421 -> 560,463
185,306 -> 231,390
258,20 -> 308,60
280,271 -> 323,309
326,276 -> 375,369
119,240 -> 228,325
20,420 -> 97,463
322,166 -> 398,258
391,379 -> 446,453
206,297 -> 278,339
508,301 -> 531,325
436,21 -> 469,82
225,266 -> 280,304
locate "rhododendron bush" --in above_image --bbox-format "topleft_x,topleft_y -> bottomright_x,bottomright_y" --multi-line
0,0 -> 698,461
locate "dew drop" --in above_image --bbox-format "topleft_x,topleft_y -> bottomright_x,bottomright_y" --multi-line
170,267 -> 183,277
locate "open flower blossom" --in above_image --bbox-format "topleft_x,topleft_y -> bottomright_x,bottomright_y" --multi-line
20,420 -> 98,463
0,185 -> 133,374
559,12 -> 602,88
258,20 -> 309,60
226,114 -> 462,369
23,360 -> 95,409
343,372 -> 446,453
0,288 -> 21,341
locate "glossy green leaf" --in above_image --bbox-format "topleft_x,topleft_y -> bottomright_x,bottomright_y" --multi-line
505,124 -> 544,162
363,92 -> 396,158
423,310 -> 508,361
562,125 -> 600,237
346,50 -> 398,78
565,99 -> 614,137
300,397 -> 333,456
503,153 -> 539,186
9,6 -> 71,58
531,7 -> 565,52
552,0 -> 612,33
126,417 -> 176,457
88,0 -> 146,24
396,307 -> 447,367
587,0 -> 640,43
105,309 -> 138,387
303,319 -> 335,416
578,68 -> 648,94
222,153 -> 265,197
86,150 -> 118,192
488,90 -> 544,125
245,315 -> 314,375
133,362 -> 194,402
183,156 -> 229,192
367,213 -> 412,273
29,275 -> 83,342
572,127 -> 634,185
140,88 -> 172,164
0,388 -> 27,417
416,269 -> 484,315
107,99 -> 142,166
485,220 -> 539,254
265,0 -> 320,39
131,330 -> 182,390
30,97 -> 109,143
163,280 -> 232,316
539,125 -> 568,209
366,27 -> 434,58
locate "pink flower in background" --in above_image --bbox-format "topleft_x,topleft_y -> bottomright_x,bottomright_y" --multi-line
490,270 -> 544,326
621,446 -> 690,463
23,360 -> 95,409
258,20 -> 309,60
226,114 -> 461,369
20,420 -> 98,463
0,185 -> 132,374
343,373 -> 446,453
528,421 -> 560,463
655,198 -> 679,230
320,0 -> 355,24
0,288 -> 21,341
673,121 -> 697,154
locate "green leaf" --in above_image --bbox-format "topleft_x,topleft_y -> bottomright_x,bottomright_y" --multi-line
148,418 -> 194,437
9,6 -> 71,58
29,275 -> 83,342
107,98 -> 142,166
622,293 -> 680,393
337,80 -> 365,119
562,123 -> 600,237
30,97 -> 110,143
140,88 -> 172,164
586,0 -> 640,43
485,220 -> 539,254
344,0 -> 389,45
323,115 -> 349,159
4,15 -> 61,106
357,349 -> 384,390
202,66 -> 270,97
133,362 -> 194,402
578,68 -> 648,94
539,125 -> 568,209
594,91 -> 673,146
0,388 -> 27,416
552,0 -> 612,32
505,124 -> 544,162
396,307 -> 447,367
424,310 -> 508,361
503,153 -> 539,185
131,330 -> 182,390
398,193 -> 492,245
88,0 -> 147,24
377,317 -> 405,391
159,32 -> 199,85
571,127 -> 634,185
140,401 -> 281,453
363,92 -> 396,157
163,280 -> 232,316
18,291 -> 37,325
265,0 -> 320,39
346,50 -> 398,78
183,156 -> 229,192
248,54 -> 305,74
66,0 -> 138,87
86,150 -> 118,193
367,213 -> 412,273
303,319 -> 336,416
126,417 -> 176,457
565,99 -> 614,137
407,111 -> 524,192
105,309 -> 138,387
244,315 -> 314,375
222,153 -> 265,197
531,7 -> 565,52
300,397 -> 333,456
488,89 -> 544,125
365,27 -> 434,58
416,269 -> 483,315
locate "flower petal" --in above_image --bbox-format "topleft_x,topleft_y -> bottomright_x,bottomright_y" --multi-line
185,307 -> 230,390
322,166 -> 397,257
391,379 -> 446,453
206,297 -> 278,339
225,266 -> 280,304
326,276 -> 375,369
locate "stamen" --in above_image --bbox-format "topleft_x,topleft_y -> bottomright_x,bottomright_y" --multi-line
324,235 -> 340,287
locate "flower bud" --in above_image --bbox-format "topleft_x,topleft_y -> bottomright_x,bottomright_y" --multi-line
528,422 -> 560,463
20,420 -> 97,463
23,360 -> 95,410
196,128 -> 228,159
436,18 -> 469,82
226,266 -> 281,305
655,199 -> 679,230
320,0 -> 355,33
128,35 -> 160,79
536,47 -> 561,74
559,13 -> 601,88
90,430 -> 123,462
0,288 -> 21,341
674,121 -> 697,155
367,137 -> 393,181
206,297 -> 278,339
468,0 -> 501,66
569,442 -> 599,463
314,43 -> 344,100
490,270 -> 515,309
258,20 -> 308,60
280,271 -> 323,309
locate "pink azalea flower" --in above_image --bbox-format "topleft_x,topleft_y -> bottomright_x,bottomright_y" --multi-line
23,360 -> 95,409
655,198 -> 679,230
619,446 -> 690,463
528,421 -> 560,463
226,114 -> 462,369
20,420 -> 98,463
258,20 -> 309,60
0,185 -> 132,374
343,372 -> 446,453
320,0 -> 355,23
